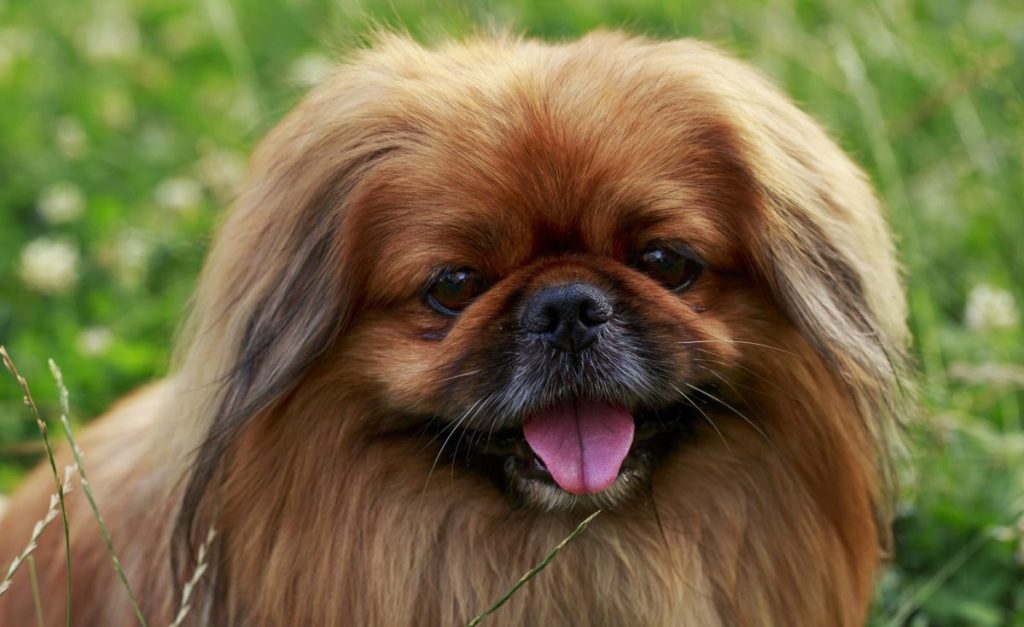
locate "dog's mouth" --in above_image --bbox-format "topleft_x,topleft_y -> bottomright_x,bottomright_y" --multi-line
425,397 -> 704,509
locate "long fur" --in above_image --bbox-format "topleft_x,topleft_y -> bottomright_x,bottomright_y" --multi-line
0,32 -> 908,626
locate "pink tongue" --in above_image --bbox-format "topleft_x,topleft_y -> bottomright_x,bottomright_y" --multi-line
523,402 -> 635,495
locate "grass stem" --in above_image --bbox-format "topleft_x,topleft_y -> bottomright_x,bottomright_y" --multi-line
466,510 -> 601,627
48,359 -> 149,627
0,346 -> 73,627
28,556 -> 44,627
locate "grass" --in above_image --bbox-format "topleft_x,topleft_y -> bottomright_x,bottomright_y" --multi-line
0,0 -> 1022,624
466,510 -> 602,626
48,358 -> 147,626
169,528 -> 216,627
0,348 -> 73,626
0,464 -> 73,597
1,350 -> 216,627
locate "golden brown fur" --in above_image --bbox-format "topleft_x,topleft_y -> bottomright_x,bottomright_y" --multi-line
0,32 -> 908,626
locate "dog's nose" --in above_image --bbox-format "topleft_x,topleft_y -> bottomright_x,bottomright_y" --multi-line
522,282 -> 613,353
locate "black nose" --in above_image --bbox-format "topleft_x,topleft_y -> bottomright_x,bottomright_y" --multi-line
521,282 -> 613,353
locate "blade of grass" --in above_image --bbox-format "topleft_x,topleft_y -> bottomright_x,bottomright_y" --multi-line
203,0 -> 264,117
48,359 -> 149,627
884,494 -> 1024,626
889,45 -> 1012,139
0,346 -> 73,627
466,510 -> 601,627
830,26 -> 946,387
28,556 -> 44,627
883,528 -> 991,627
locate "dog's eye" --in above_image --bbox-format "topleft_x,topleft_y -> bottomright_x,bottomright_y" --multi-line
425,268 -> 486,316
635,242 -> 704,292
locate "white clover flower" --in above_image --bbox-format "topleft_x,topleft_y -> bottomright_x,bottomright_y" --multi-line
196,146 -> 245,199
159,14 -> 207,56
18,238 -> 79,294
133,57 -> 171,91
230,92 -> 260,126
99,90 -> 135,129
79,6 -> 140,62
55,117 -> 87,159
289,53 -> 334,88
0,27 -> 32,77
155,176 -> 203,215
77,326 -> 113,356
37,182 -> 85,224
139,125 -> 175,161
965,283 -> 1019,332
111,233 -> 151,288
0,41 -> 12,77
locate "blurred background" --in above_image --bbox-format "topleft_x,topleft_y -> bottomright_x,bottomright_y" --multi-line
0,0 -> 1021,623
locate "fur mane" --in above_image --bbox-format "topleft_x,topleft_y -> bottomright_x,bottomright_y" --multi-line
159,32 -> 910,624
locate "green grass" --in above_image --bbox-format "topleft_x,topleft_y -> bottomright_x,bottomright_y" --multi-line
0,0 -> 1022,624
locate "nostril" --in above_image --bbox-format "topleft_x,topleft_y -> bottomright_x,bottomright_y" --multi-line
523,304 -> 559,334
580,297 -> 612,327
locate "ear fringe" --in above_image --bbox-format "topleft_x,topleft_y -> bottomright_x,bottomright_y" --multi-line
694,42 -> 913,533
647,38 -> 912,535
166,64 -> 404,590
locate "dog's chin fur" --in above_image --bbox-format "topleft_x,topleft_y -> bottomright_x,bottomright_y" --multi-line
0,32 -> 909,627
509,463 -> 648,511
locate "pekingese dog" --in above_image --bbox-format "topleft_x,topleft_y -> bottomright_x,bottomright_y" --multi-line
0,32 -> 909,626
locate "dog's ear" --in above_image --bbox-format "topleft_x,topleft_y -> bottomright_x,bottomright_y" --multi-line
170,58 -> 402,568
663,41 -> 908,389
659,39 -> 910,541
742,122 -> 907,391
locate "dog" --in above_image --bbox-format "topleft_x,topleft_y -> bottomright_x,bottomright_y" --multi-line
0,32 -> 908,626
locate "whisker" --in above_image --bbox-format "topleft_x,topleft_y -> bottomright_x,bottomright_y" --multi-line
422,397 -> 484,494
480,396 -> 511,462
435,368 -> 483,384
691,348 -> 801,403
670,384 -> 729,452
680,381 -> 773,447
676,337 -> 797,357
452,396 -> 493,478
692,361 -> 762,403
645,470 -> 670,551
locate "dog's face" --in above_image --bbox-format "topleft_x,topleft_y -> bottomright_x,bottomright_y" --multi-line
180,33 -> 904,524
330,78 -> 764,509
181,33 -> 904,518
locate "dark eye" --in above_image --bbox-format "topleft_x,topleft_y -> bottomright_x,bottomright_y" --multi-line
425,267 -> 486,316
635,242 -> 704,291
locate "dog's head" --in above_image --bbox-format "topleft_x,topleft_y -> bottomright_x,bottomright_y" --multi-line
172,32 -> 907,547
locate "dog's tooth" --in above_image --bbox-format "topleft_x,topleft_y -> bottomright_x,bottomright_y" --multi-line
532,456 -> 548,473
